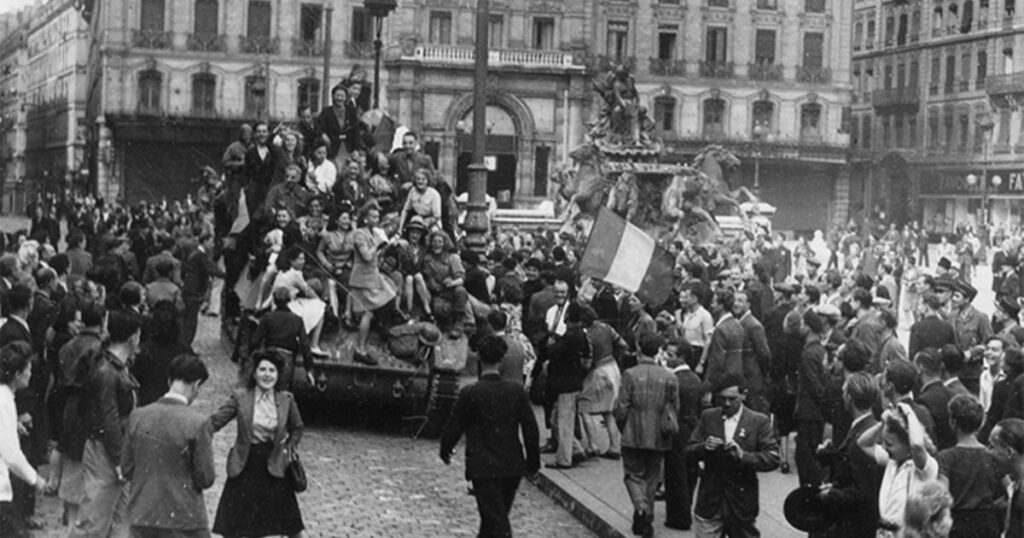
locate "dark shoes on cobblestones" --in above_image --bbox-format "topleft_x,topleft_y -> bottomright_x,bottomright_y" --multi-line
632,511 -> 653,537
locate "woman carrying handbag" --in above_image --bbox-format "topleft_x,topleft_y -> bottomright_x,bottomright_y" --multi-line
210,350 -> 306,538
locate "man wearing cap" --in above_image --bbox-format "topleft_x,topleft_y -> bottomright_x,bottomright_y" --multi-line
909,292 -> 957,359
949,279 -> 992,351
688,373 -> 779,538
995,297 -> 1024,348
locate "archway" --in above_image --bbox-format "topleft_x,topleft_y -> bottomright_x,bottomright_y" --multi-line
877,151 -> 913,227
454,105 -> 520,207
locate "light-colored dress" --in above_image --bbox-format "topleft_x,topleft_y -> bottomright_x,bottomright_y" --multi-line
348,227 -> 397,313
269,268 -> 326,332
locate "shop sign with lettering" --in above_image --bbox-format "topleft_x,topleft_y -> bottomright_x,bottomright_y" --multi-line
919,170 -> 1024,195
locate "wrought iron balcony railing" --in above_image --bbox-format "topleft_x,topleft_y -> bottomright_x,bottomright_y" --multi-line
132,29 -> 172,49
796,65 -> 831,84
748,62 -> 782,81
186,33 -> 226,52
986,72 -> 1024,95
649,58 -> 686,76
699,60 -> 734,79
240,35 -> 280,55
293,38 -> 324,57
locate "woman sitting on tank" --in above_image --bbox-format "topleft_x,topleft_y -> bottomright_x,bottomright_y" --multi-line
421,230 -> 469,338
316,205 -> 356,320
268,245 -> 327,355
391,215 -> 433,319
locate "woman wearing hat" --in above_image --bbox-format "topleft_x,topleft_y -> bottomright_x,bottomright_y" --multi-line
394,216 -> 432,319
349,202 -> 397,363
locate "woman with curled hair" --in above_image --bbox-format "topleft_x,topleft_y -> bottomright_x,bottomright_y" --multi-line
991,418 -> 1024,538
935,395 -> 1006,537
902,480 -> 954,538
0,341 -> 47,538
348,202 -> 397,363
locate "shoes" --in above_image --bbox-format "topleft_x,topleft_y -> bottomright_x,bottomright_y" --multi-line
540,442 -> 558,454
600,452 -> 621,460
545,462 -> 574,469
632,511 -> 643,535
780,461 -> 791,474
353,350 -> 378,366
571,453 -> 586,465
310,346 -> 328,357
665,521 -> 692,531
632,511 -> 653,536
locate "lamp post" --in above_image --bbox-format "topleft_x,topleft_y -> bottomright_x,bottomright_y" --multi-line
462,0 -> 490,252
970,113 -> 996,233
752,123 -> 768,197
364,0 -> 397,109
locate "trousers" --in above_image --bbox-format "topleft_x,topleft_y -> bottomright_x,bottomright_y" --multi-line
622,447 -> 664,516
69,439 -> 129,538
553,391 -> 583,466
664,426 -> 699,527
795,420 -> 824,488
694,512 -> 760,538
471,476 -> 521,538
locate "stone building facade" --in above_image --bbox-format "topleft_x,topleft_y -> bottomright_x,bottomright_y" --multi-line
851,0 -> 1024,237
0,12 -> 30,212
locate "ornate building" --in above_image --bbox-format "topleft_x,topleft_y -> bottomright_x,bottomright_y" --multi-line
83,0 -> 383,201
0,11 -> 31,212
850,0 -> 1024,236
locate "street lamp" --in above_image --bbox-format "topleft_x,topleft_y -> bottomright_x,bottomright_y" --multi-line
462,0 -> 490,252
752,123 -> 769,196
973,112 -> 996,232
364,0 -> 397,109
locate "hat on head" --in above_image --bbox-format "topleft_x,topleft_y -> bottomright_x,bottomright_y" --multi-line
773,282 -> 797,294
807,257 -> 822,267
952,279 -> 978,301
814,304 -> 842,319
419,324 -> 441,346
933,277 -> 956,293
783,486 -> 833,533
937,257 -> 953,271
998,296 -> 1020,318
406,216 -> 428,232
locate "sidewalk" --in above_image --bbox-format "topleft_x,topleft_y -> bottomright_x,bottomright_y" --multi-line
527,406 -> 802,538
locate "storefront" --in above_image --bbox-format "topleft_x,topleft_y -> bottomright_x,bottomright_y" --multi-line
919,168 -> 1024,236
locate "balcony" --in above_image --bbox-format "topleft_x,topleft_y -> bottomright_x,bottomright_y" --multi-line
344,40 -> 375,59
186,33 -> 226,52
240,35 -> 280,55
293,38 -> 324,57
132,29 -> 172,49
748,62 -> 782,81
649,58 -> 686,76
400,45 -> 584,71
593,54 -> 637,72
796,65 -> 831,84
699,60 -> 734,79
986,72 -> 1024,95
872,87 -> 920,110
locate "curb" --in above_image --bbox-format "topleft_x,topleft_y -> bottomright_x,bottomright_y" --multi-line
527,470 -> 629,538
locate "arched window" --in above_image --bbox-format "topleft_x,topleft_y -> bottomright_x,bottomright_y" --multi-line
298,78 -> 321,114
137,70 -> 162,114
653,95 -> 676,133
703,98 -> 725,138
245,75 -> 268,118
752,100 -> 774,134
962,1 -> 974,32
192,73 -> 216,116
801,103 -> 823,140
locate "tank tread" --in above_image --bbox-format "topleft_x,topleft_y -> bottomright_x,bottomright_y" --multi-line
412,370 -> 461,439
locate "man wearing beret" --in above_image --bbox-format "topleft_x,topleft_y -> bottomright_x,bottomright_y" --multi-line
949,280 -> 992,351
995,298 -> 1024,349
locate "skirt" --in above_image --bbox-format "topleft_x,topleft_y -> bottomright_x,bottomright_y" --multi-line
349,277 -> 397,314
212,443 -> 304,537
289,297 -> 326,333
57,458 -> 85,505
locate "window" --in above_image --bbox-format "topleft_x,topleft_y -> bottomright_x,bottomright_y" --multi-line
488,15 -> 504,49
533,146 -> 550,197
192,73 -> 215,115
909,61 -> 919,87
298,77 -> 320,114
884,64 -> 893,89
248,1 -> 271,37
803,32 -> 824,69
606,21 -> 629,62
959,112 -> 970,148
998,108 -> 1012,147
945,54 -> 956,92
895,114 -> 905,146
930,54 -> 941,93
911,11 -> 921,40
706,27 -> 728,63
299,4 -> 323,43
757,0 -> 777,10
977,50 -> 987,87
141,0 -> 165,31
708,0 -> 729,7
898,14 -> 908,45
962,0 -> 974,32
933,8 -> 943,35
532,17 -> 554,50
961,52 -> 972,89
800,103 -> 822,139
429,11 -> 452,45
752,100 -> 773,134
1004,45 -> 1014,75
194,0 -> 218,35
885,16 -> 894,45
861,116 -> 872,148
351,7 -> 372,44
703,98 -> 725,137
805,0 -> 825,12
658,27 -> 677,60
908,115 -> 918,147
854,22 -> 863,50
866,19 -> 876,48
245,75 -> 268,117
882,115 -> 892,147
137,70 -> 162,113
850,116 -> 860,146
974,119 -> 986,150
928,113 -> 940,148
754,29 -> 776,65
654,95 -> 676,132
944,110 -> 955,149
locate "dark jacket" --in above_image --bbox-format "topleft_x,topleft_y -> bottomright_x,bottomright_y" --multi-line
182,246 -> 225,299
244,144 -> 279,211
705,314 -> 747,392
122,396 -> 216,531
908,315 -> 958,359
820,414 -> 883,538
917,379 -> 957,450
688,406 -> 780,522
545,325 -> 590,395
795,337 -> 830,422
82,350 -> 140,463
132,340 -> 193,407
209,389 -> 304,478
317,105 -> 362,159
738,311 -> 770,409
56,329 -> 104,459
439,373 -> 540,480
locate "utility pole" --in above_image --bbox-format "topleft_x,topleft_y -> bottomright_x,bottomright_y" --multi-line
462,0 -> 490,252
322,3 -> 333,109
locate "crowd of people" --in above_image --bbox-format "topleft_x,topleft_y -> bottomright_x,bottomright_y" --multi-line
0,71 -> 1022,538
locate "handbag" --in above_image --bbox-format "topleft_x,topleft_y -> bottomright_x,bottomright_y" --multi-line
660,404 -> 679,435
286,448 -> 308,493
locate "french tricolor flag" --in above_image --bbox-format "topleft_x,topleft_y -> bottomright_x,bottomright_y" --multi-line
579,208 -> 676,306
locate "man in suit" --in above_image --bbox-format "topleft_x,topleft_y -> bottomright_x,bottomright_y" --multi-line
142,233 -> 181,286
883,359 -> 937,441
65,231 -> 94,279
844,288 -> 886,372
688,373 -> 780,537
982,347 -> 1023,441
949,279 -> 992,350
818,372 -> 883,538
664,339 -> 705,531
914,348 -> 957,450
615,333 -> 679,538
121,355 -> 215,538
390,131 -> 436,193
703,289 -> 748,395
243,121 -> 279,215
938,344 -> 972,397
145,259 -> 185,313
908,292 -> 958,359
733,291 -> 770,414
794,310 -> 832,489
181,232 -> 225,350
544,301 -> 590,469
0,254 -> 20,317
440,335 -> 540,538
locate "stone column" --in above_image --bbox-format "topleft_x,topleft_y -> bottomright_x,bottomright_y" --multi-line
830,164 -> 851,231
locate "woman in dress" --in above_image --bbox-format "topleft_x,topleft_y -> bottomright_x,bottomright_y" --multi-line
211,351 -> 305,538
317,207 -> 357,320
935,395 -> 1006,538
0,341 -> 46,538
990,418 -> 1024,538
270,246 -> 327,355
349,202 -> 397,363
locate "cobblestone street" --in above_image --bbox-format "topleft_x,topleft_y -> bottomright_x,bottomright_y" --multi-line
30,288 -> 596,537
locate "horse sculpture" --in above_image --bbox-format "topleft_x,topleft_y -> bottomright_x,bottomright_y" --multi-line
692,144 -> 759,217
555,143 -> 617,235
